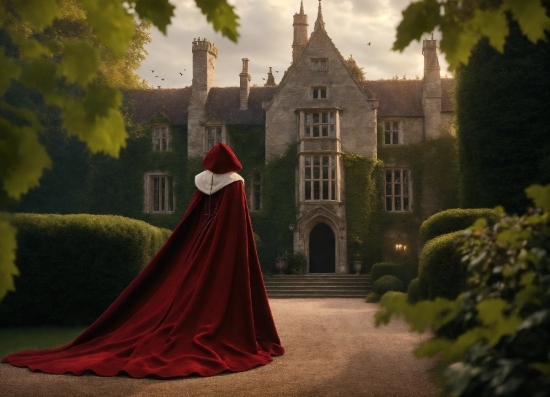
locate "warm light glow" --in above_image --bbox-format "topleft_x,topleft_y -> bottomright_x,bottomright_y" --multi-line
395,243 -> 407,252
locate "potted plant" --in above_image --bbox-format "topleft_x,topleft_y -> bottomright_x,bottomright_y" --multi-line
275,251 -> 289,274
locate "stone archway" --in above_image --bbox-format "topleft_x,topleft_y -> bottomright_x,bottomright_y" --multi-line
309,223 -> 335,273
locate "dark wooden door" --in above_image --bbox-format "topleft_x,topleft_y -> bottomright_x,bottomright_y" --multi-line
309,223 -> 335,273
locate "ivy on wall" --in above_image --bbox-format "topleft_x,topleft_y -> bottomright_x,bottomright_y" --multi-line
343,152 -> 383,271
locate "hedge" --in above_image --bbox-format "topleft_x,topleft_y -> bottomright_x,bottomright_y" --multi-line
370,262 -> 411,286
417,231 -> 464,301
372,275 -> 404,296
419,208 -> 498,245
0,214 -> 171,327
407,278 -> 420,304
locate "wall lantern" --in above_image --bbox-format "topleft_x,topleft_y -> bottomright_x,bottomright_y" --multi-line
289,223 -> 295,232
395,243 -> 407,252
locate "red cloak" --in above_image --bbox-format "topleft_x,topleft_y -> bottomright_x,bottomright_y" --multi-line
2,144 -> 284,378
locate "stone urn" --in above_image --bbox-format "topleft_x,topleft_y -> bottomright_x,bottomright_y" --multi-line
275,258 -> 289,274
353,260 -> 363,275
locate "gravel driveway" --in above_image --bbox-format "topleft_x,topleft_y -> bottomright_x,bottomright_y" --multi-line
0,299 -> 439,397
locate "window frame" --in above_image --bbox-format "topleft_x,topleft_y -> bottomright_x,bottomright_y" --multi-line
312,86 -> 328,100
384,168 -> 412,212
383,120 -> 401,145
302,110 -> 337,138
302,154 -> 339,202
144,173 -> 175,214
152,125 -> 171,152
311,58 -> 328,71
205,126 -> 225,152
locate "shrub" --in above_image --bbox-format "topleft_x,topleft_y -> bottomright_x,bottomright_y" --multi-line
0,214 -> 171,327
365,291 -> 380,303
371,262 -> 411,286
418,231 -> 464,301
419,208 -> 498,245
373,275 -> 404,295
407,278 -> 420,304
376,184 -> 550,397
287,252 -> 307,275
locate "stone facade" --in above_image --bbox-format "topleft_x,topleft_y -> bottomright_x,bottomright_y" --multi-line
131,1 -> 455,273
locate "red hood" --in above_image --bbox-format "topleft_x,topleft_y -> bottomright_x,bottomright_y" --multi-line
201,143 -> 242,174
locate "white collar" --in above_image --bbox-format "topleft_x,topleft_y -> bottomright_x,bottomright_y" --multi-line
194,170 -> 244,195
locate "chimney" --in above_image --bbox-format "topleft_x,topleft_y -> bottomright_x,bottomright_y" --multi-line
240,58 -> 251,110
191,37 -> 218,94
422,36 -> 442,139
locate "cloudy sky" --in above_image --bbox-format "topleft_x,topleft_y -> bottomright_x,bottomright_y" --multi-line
136,0 -> 451,89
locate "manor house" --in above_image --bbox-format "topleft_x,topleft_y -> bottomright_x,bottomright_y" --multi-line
125,1 -> 454,273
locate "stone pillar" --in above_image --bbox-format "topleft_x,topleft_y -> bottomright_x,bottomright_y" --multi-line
422,37 -> 442,139
239,58 -> 251,110
188,38 -> 218,157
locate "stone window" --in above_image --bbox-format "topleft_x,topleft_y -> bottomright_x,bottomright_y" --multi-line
385,169 -> 411,212
384,121 -> 400,145
304,155 -> 337,201
250,171 -> 261,211
205,126 -> 224,151
311,58 -> 328,71
152,125 -> 170,151
312,87 -> 327,99
145,173 -> 174,213
304,111 -> 336,138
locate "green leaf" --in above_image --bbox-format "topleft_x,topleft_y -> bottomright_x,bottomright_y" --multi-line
0,217 -> 18,301
503,0 -> 550,44
19,59 -> 58,95
0,49 -> 20,96
11,0 -> 60,31
134,0 -> 175,35
14,37 -> 52,59
195,0 -> 240,43
525,184 -> 550,212
0,120 -> 52,200
81,0 -> 135,58
476,299 -> 522,346
471,9 -> 508,53
59,40 -> 100,85
392,0 -> 440,52
531,362 -> 550,375
414,338 -> 454,358
440,21 -> 479,70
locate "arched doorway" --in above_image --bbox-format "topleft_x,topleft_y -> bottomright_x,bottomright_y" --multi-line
309,223 -> 335,273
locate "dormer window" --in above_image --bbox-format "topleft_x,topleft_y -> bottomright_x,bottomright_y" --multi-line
384,121 -> 400,145
312,87 -> 327,99
152,125 -> 170,152
312,58 -> 328,71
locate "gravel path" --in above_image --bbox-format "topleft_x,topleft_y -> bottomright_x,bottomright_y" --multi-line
0,299 -> 439,397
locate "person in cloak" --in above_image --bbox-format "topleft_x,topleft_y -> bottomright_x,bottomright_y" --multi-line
2,143 -> 284,378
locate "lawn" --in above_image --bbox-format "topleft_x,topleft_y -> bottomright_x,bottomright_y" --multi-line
0,327 -> 85,358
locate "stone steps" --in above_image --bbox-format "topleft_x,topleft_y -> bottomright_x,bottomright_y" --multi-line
264,274 -> 371,298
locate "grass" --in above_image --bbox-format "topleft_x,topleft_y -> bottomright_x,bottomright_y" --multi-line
0,327 -> 86,358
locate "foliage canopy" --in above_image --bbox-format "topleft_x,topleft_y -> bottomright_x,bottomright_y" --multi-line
0,0 -> 240,300
393,0 -> 550,69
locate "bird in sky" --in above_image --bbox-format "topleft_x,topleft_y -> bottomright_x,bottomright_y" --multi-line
368,42 -> 371,45
161,78 -> 165,81
155,75 -> 158,77
179,72 -> 183,75
157,86 -> 161,89
276,71 -> 279,73
262,78 -> 265,80
151,70 -> 154,72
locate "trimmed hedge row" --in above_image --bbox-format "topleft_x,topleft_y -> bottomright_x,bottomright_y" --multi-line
0,214 -> 171,327
417,231 -> 465,301
370,262 -> 411,286
419,208 -> 498,245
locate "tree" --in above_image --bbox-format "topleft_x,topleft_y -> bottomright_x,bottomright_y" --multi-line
393,0 -> 550,69
456,22 -> 550,213
0,0 -> 240,300
344,54 -> 365,82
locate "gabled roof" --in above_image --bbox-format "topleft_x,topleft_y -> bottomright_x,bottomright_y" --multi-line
364,78 -> 454,117
205,86 -> 277,124
124,88 -> 192,125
